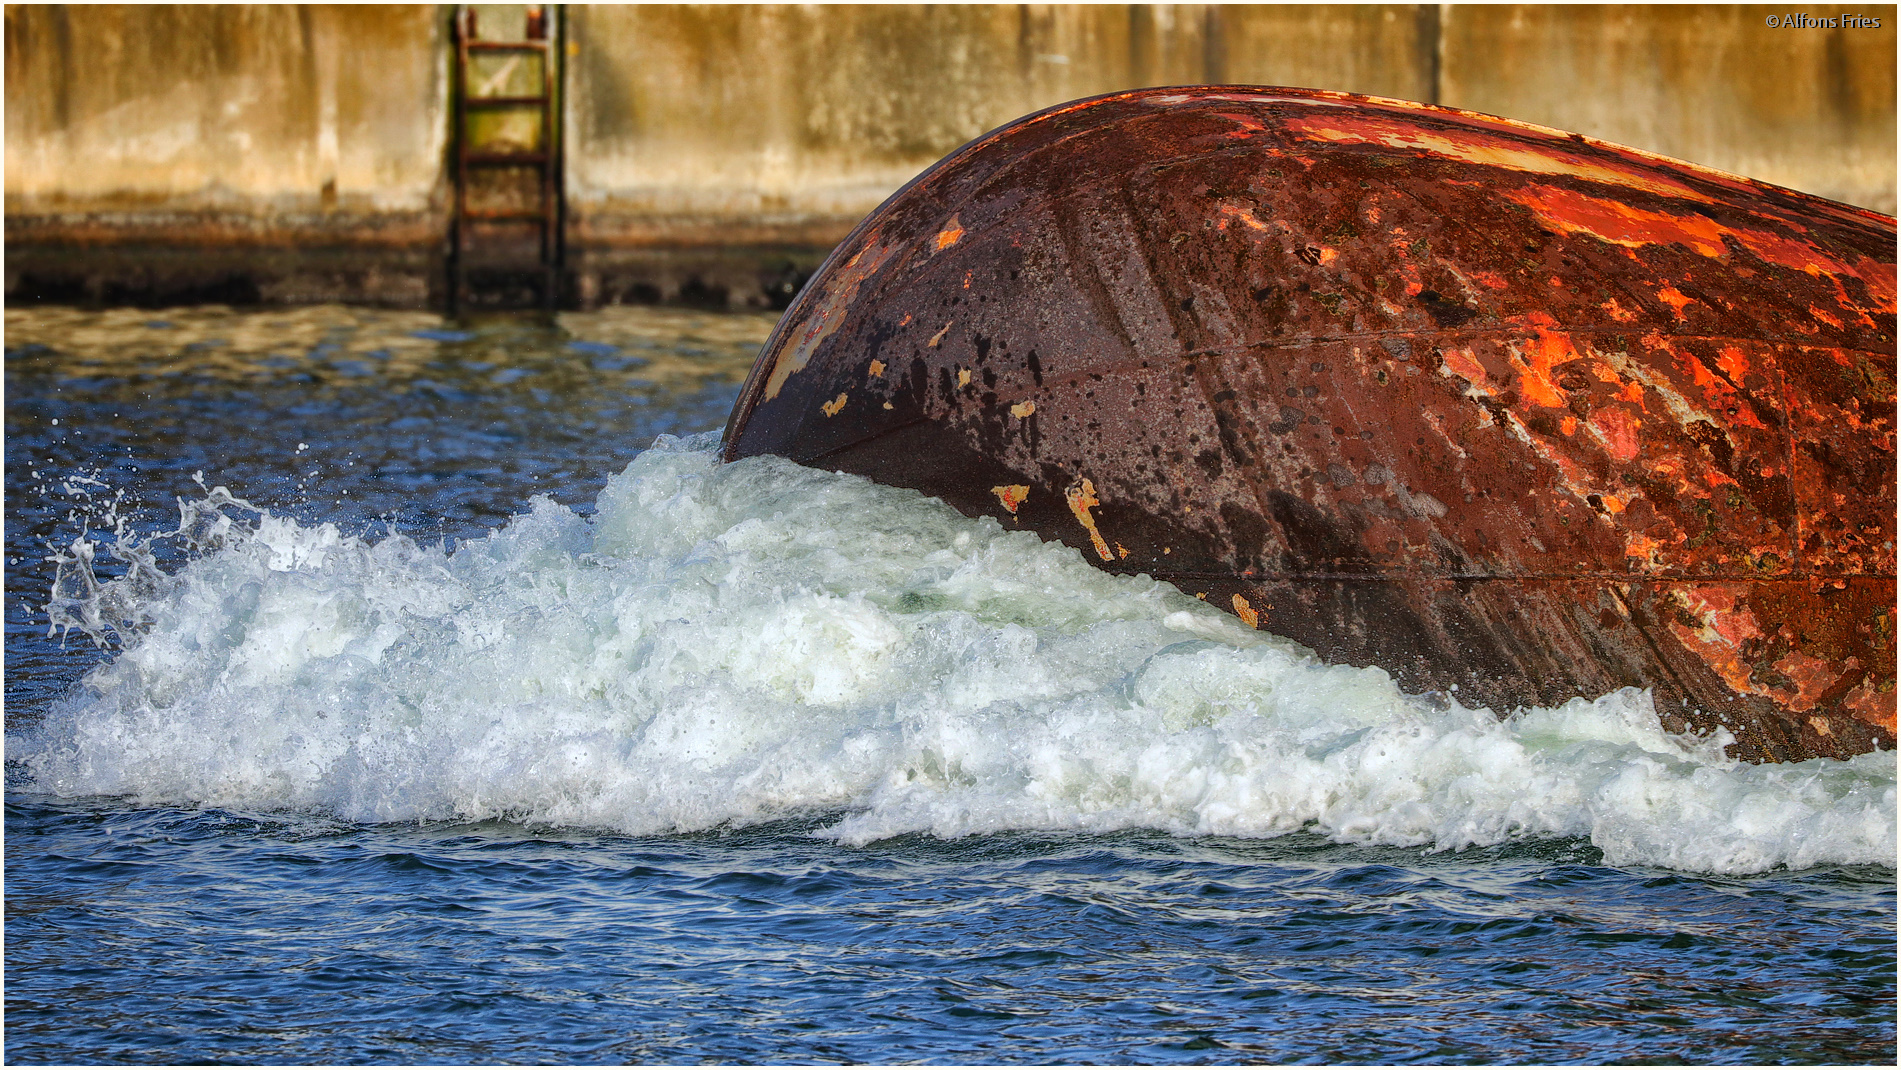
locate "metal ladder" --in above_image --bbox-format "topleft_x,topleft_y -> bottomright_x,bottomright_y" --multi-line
449,4 -> 562,312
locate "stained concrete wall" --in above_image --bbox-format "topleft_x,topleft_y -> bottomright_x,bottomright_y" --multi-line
562,4 -> 1453,305
5,4 -> 1894,309
566,4 -> 1439,235
5,4 -> 448,305
5,5 -> 445,213
1440,5 -> 1897,212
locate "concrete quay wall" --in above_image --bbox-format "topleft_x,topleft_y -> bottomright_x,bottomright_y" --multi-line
6,4 -> 1895,309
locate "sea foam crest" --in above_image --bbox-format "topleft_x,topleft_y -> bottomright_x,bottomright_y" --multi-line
22,435 -> 1896,874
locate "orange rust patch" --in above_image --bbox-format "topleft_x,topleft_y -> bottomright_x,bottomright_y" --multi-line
820,393 -> 848,417
1010,400 -> 1037,418
1827,271 -> 1892,325
867,359 -> 885,379
1851,256 -> 1895,311
1507,187 -> 1728,257
934,214 -> 965,251
1231,593 -> 1260,628
928,321 -> 953,347
1715,345 -> 1751,381
1729,228 -> 1873,283
991,484 -> 1030,514
1808,715 -> 1833,737
1065,477 -> 1114,561
1514,329 -> 1575,408
1208,109 -> 1271,139
1664,587 -> 1769,695
1281,115 -> 1705,201
1657,285 -> 1695,318
1624,532 -> 1667,569
1773,649 -> 1847,713
1688,351 -> 1767,431
1694,590 -> 1765,650
1602,295 -> 1637,322
957,368 -> 971,388
1439,347 -> 1487,386
1845,681 -> 1898,733
1507,185 -> 1882,284
1215,203 -> 1273,232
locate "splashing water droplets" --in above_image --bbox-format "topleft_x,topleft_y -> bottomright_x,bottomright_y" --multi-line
19,437 -> 1895,873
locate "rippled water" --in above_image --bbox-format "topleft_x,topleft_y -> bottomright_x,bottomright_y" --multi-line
6,305 -> 1895,1064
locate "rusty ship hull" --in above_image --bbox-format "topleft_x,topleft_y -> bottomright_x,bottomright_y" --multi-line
723,86 -> 1897,762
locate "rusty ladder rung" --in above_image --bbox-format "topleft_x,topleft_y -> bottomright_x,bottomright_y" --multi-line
463,152 -> 552,166
464,209 -> 554,223
466,40 -> 550,52
463,95 -> 550,108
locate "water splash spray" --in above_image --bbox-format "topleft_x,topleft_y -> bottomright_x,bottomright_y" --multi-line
20,434 -> 1896,874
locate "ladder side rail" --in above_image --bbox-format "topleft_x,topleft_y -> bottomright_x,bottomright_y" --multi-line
450,5 -> 471,313
551,6 -> 567,310
540,32 -> 558,310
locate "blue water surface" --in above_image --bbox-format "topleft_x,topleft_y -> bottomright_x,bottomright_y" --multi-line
7,804 -> 1895,1065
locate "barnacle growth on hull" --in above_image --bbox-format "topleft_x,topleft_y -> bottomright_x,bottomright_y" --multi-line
724,86 -> 1898,763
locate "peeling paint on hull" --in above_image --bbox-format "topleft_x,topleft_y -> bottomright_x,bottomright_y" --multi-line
724,86 -> 1897,763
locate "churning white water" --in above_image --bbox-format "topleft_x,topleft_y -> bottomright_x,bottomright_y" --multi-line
24,433 -> 1895,874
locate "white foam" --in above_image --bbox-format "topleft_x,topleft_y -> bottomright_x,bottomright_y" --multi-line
22,434 -> 1897,874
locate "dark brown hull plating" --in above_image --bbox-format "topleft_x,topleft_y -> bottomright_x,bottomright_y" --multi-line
724,87 -> 1897,762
